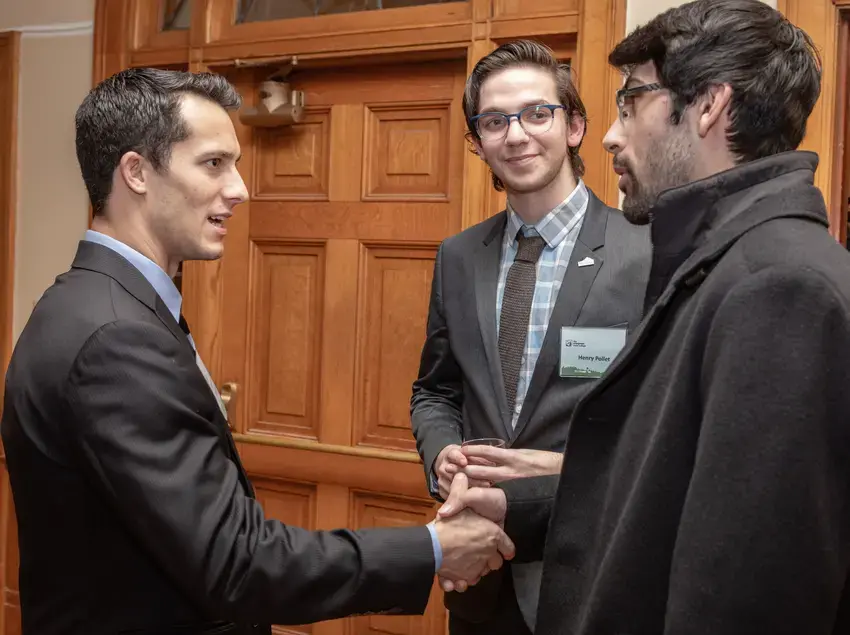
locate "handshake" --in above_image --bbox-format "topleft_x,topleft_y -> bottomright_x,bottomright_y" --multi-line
431,471 -> 510,593
429,443 -> 564,593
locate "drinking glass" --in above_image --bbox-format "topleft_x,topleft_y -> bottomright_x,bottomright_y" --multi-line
461,438 -> 506,466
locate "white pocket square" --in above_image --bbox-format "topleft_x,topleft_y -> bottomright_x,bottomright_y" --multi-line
577,257 -> 595,267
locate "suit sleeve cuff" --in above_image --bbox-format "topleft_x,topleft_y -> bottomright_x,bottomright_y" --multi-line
426,522 -> 442,572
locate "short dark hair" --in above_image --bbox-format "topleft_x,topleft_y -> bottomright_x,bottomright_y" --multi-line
75,67 -> 242,216
609,0 -> 821,163
462,39 -> 588,191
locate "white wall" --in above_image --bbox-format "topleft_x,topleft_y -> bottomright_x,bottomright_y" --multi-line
627,0 -> 776,32
0,0 -> 95,341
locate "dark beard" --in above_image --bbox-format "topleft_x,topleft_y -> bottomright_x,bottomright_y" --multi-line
621,129 -> 693,226
622,179 -> 654,225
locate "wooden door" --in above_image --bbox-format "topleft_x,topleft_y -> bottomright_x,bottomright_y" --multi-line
0,31 -> 19,635
186,58 -> 469,635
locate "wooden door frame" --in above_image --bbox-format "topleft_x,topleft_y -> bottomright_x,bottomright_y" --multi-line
0,30 -> 18,635
834,6 -> 850,245
0,32 -> 19,383
779,0 -> 850,241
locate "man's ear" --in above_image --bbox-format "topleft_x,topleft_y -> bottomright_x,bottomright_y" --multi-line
118,151 -> 148,195
567,111 -> 586,149
465,131 -> 483,158
696,83 -> 733,138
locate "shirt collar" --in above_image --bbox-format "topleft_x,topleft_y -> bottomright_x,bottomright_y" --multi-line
83,230 -> 182,322
506,179 -> 589,248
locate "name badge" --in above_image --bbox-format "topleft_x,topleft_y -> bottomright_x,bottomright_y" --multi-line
560,326 -> 627,378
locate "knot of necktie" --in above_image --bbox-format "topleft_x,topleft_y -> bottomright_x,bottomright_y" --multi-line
515,233 -> 546,263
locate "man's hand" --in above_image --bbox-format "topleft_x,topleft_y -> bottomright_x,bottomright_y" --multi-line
460,446 -> 563,484
434,473 -> 511,593
434,444 -> 466,499
438,471 -> 507,524
434,444 -> 491,499
433,474 -> 514,593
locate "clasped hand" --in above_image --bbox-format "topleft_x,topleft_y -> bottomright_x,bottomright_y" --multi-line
435,444 -> 563,499
433,473 -> 512,593
432,444 -> 563,592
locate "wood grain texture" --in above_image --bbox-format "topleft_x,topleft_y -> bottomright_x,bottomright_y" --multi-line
779,0 -> 846,239
0,32 -> 18,391
832,10 -> 849,244
575,0 -> 627,208
353,243 -> 439,452
0,33 -> 18,635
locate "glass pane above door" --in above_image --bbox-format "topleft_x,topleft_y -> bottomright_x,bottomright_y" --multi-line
163,0 -> 192,30
236,0 -> 464,23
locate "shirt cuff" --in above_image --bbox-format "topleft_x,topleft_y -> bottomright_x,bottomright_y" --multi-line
426,522 -> 443,572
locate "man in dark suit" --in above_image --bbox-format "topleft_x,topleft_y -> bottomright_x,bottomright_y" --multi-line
409,40 -> 650,635
0,68 -> 514,635
438,2 -> 850,634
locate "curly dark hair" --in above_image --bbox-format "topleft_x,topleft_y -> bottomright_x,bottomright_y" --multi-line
609,0 -> 821,162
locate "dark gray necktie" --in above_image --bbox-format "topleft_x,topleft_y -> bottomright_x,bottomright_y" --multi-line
179,314 -> 228,421
498,232 -> 546,419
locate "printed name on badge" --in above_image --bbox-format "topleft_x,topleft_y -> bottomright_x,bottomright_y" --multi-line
560,326 -> 627,378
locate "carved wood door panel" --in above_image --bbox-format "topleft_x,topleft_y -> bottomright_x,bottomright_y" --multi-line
200,59 -> 468,635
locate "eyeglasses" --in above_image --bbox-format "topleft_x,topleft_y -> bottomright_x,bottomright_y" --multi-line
615,83 -> 663,122
471,104 -> 566,141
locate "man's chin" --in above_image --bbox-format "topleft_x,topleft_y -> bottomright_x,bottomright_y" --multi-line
500,173 -> 551,195
187,244 -> 225,262
621,196 -> 652,226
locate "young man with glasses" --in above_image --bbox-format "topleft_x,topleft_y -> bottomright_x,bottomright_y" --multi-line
409,40 -> 650,635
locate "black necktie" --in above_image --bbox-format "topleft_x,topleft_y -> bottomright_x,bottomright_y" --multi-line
178,314 -> 195,357
498,232 -> 546,421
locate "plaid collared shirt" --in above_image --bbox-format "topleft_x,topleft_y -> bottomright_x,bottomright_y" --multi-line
497,179 -> 589,429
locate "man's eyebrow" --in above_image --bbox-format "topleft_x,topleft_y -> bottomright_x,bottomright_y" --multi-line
200,150 -> 242,162
624,75 -> 651,89
478,98 -> 549,114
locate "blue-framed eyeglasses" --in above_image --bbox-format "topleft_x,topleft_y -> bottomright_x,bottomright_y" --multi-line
470,104 -> 566,141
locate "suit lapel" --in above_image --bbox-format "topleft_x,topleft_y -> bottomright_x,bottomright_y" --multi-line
474,214 -> 512,436
511,195 -> 609,440
73,241 -> 187,345
72,241 -> 255,496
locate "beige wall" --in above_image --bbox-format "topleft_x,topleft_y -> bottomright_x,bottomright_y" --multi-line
1,0 -> 94,341
0,0 -> 782,342
627,0 -> 776,31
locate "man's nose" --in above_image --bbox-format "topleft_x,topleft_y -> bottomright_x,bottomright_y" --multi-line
603,119 -> 624,155
226,169 -> 249,206
504,118 -> 529,144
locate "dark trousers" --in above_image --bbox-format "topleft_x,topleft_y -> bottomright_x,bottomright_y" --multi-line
447,569 -> 534,635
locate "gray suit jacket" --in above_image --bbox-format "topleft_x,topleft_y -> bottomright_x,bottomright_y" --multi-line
409,189 -> 651,624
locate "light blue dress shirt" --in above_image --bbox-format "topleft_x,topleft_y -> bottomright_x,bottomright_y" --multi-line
83,230 -> 443,572
84,230 -> 183,322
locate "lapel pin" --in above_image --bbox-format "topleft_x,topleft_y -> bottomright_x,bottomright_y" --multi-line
577,257 -> 595,267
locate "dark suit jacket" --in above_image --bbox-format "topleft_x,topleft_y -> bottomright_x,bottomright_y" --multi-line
409,190 -> 650,622
500,152 -> 850,635
1,241 -> 435,635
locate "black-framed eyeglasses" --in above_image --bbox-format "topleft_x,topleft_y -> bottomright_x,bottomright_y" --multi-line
615,83 -> 663,122
471,104 -> 566,141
